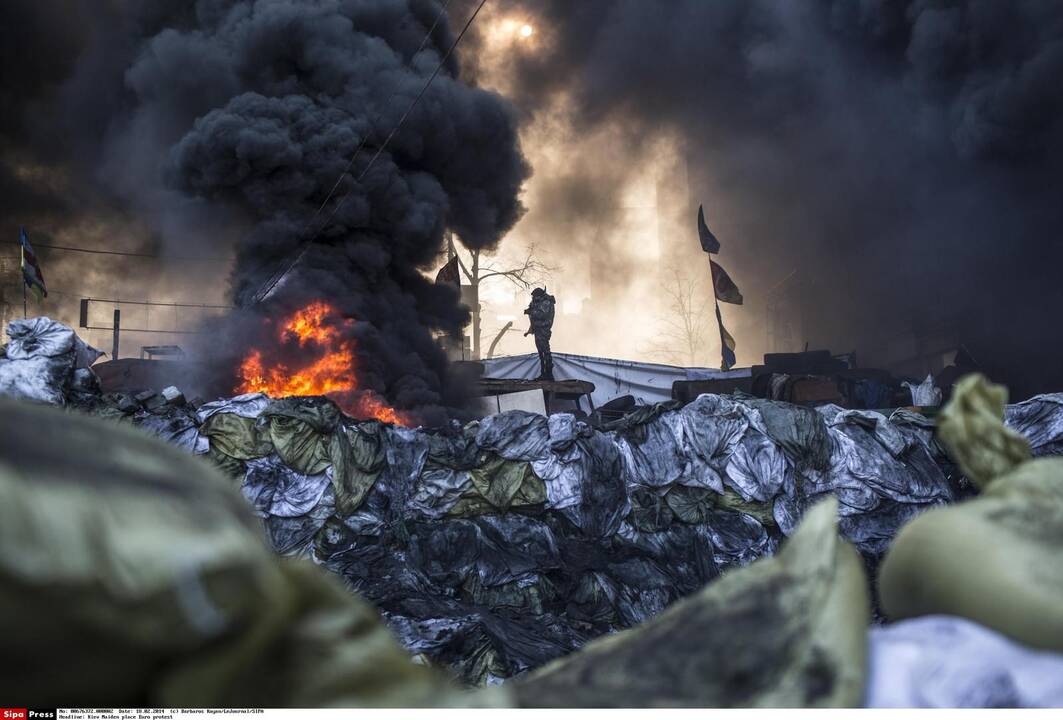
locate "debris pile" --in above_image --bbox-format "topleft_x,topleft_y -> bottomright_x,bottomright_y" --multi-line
0,317 -> 103,405
5,318 -> 1063,689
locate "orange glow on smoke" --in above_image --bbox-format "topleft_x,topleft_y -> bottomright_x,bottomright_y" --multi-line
238,301 -> 413,426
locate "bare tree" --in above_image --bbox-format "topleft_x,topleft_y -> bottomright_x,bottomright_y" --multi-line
647,265 -> 711,367
448,234 -> 552,359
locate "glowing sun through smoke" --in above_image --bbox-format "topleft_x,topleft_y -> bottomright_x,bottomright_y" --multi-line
492,16 -> 538,47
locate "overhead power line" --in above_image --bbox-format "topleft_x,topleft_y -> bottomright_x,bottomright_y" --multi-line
31,242 -> 229,262
81,297 -> 233,309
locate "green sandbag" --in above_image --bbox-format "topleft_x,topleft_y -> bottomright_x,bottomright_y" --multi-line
329,422 -> 387,516
199,412 -> 273,460
463,573 -> 556,615
879,374 -> 1063,652
261,395 -> 343,433
0,398 -> 505,708
666,484 -> 776,527
205,442 -> 248,481
935,373 -> 1030,490
261,397 -> 339,475
514,497 -> 869,708
449,454 -> 546,517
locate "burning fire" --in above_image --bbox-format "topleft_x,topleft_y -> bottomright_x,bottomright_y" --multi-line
238,300 -> 413,426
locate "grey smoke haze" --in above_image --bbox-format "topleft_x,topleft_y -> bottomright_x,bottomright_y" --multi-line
461,0 -> 1063,397
1,0 -> 529,419
0,0 -> 224,344
5,0 -> 1063,402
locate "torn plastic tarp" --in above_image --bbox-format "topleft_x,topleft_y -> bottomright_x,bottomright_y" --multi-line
1005,393 -> 1063,457
135,406 -> 201,452
242,455 -> 336,555
196,392 -> 272,422
903,374 -> 941,406
513,499 -> 869,708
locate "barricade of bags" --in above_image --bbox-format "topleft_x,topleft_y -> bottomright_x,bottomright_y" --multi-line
3,318 -> 1063,701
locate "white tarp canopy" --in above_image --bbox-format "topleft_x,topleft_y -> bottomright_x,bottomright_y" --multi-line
481,352 -> 751,408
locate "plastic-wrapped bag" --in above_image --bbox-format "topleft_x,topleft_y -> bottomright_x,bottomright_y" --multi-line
0,317 -> 101,405
0,397 -> 497,708
867,615 -> 1063,708
514,499 -> 869,708
879,375 -> 1063,652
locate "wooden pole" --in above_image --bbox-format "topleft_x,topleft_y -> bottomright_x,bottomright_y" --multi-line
112,308 -> 121,360
20,244 -> 26,319
707,255 -> 727,369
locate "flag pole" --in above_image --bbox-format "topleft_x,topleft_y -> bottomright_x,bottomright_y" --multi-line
708,257 -> 727,368
20,244 -> 26,318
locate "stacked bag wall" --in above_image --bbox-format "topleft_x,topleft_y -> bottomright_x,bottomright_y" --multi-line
6,319 -> 1063,686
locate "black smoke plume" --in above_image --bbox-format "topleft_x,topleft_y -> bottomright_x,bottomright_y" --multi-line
1,0 -> 529,421
463,0 -> 1063,398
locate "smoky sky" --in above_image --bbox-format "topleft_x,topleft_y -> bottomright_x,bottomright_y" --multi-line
1,0 -> 530,420
461,0 -> 1063,398
5,0 -> 1063,402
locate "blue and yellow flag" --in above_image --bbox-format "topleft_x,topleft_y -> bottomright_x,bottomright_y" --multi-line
710,260 -> 743,305
18,226 -> 47,301
716,303 -> 737,370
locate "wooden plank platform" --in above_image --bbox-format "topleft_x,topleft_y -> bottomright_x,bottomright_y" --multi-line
478,377 -> 596,415
478,377 -> 595,398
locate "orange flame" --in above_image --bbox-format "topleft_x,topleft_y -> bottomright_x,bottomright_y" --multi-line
237,301 -> 413,426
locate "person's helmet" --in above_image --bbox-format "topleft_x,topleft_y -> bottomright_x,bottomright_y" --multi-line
532,287 -> 546,297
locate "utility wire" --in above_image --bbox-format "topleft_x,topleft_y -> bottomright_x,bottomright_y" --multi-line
7,4 -> 456,292
250,0 -> 454,306
250,0 -> 488,306
30,242 -> 229,262
32,288 -> 234,308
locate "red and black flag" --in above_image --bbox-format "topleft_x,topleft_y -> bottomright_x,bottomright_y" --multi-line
435,254 -> 461,286
18,226 -> 47,301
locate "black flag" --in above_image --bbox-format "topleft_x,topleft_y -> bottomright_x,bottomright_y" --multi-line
697,205 -> 721,254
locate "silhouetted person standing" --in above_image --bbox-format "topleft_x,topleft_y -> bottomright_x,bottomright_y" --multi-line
524,287 -> 556,381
